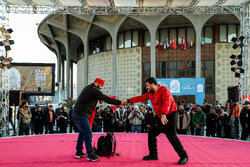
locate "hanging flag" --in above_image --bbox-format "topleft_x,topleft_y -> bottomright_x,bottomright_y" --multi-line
158,42 -> 162,51
171,38 -> 173,48
173,37 -> 177,50
184,37 -> 186,50
188,36 -> 191,47
163,39 -> 166,49
191,36 -> 194,47
181,37 -> 184,50
166,37 -> 169,48
201,36 -> 205,46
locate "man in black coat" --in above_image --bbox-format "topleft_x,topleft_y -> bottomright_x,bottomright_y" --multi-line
72,78 -> 126,161
206,107 -> 217,137
33,106 -> 44,134
240,101 -> 250,140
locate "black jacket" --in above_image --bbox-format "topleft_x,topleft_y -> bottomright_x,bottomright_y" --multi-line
43,110 -> 55,125
57,111 -> 68,126
240,107 -> 250,128
74,83 -> 121,118
206,113 -> 217,127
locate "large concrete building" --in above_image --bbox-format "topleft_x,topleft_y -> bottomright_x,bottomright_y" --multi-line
35,1 -> 250,105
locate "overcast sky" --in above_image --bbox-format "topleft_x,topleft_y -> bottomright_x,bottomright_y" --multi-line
8,14 -> 77,84
9,14 -> 57,63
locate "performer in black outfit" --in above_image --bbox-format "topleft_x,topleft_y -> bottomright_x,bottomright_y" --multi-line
72,78 -> 126,161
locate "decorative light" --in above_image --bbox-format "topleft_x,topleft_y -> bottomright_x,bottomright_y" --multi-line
0,26 -> 14,52
231,36 -> 245,49
0,26 -> 14,69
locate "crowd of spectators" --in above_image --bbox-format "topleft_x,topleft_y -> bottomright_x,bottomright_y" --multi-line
3,99 -> 250,141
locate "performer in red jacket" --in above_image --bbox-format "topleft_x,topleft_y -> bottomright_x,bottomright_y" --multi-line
127,77 -> 189,165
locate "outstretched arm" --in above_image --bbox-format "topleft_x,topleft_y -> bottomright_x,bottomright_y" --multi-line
128,92 -> 150,104
93,88 -> 127,106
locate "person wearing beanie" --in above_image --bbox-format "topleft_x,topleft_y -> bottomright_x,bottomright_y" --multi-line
125,77 -> 189,165
128,105 -> 144,133
72,78 -> 127,161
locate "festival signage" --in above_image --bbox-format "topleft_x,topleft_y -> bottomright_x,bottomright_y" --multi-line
156,78 -> 205,105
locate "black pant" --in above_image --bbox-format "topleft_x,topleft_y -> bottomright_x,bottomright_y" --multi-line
234,118 -> 240,139
241,126 -> 250,140
177,129 -> 188,135
34,121 -> 43,134
19,123 -> 30,135
148,111 -> 188,158
59,124 -> 67,133
206,125 -> 216,137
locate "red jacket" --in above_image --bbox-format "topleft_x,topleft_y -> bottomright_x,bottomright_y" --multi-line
129,85 -> 177,118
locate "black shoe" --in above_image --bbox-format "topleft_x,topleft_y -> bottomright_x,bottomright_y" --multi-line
143,155 -> 158,160
87,153 -> 99,162
178,157 -> 189,165
75,152 -> 87,159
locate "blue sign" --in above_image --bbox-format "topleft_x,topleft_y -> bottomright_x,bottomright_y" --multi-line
156,78 -> 205,105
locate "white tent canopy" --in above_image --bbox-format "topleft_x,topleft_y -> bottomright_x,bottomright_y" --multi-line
3,0 -> 249,7
1,0 -> 249,14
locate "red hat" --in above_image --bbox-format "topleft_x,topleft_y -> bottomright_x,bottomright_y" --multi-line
94,78 -> 105,86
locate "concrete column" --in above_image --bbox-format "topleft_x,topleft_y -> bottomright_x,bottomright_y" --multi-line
84,41 -> 88,87
183,14 -> 214,78
66,39 -> 71,98
195,28 -> 202,78
111,34 -> 117,96
57,52 -> 62,83
70,61 -> 74,98
62,58 -> 65,90
150,29 -> 156,78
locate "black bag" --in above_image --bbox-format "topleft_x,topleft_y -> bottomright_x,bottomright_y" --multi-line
94,132 -> 120,157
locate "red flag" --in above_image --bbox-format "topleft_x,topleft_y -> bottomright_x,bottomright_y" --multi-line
188,36 -> 191,47
89,109 -> 95,129
181,37 -> 184,50
171,38 -> 173,48
173,37 -> 177,50
88,100 -> 103,129
158,43 -> 162,51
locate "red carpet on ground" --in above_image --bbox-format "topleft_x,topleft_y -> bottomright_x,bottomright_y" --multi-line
0,133 -> 250,167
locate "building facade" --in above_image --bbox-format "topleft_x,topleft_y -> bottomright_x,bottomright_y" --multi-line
38,13 -> 250,105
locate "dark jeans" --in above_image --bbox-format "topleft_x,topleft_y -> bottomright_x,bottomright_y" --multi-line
30,121 -> 34,134
95,125 -> 102,132
148,111 -> 188,158
194,126 -> 204,136
234,118 -> 240,139
69,120 -> 78,133
19,123 -> 30,135
45,122 -> 54,134
9,119 -> 16,134
72,112 -> 93,155
132,125 -> 141,133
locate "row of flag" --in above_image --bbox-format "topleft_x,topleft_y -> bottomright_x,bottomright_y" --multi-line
155,36 -> 206,51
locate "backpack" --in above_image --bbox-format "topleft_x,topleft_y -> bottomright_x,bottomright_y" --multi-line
94,132 -> 120,157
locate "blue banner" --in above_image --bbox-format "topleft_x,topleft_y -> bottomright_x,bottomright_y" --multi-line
156,78 -> 205,105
